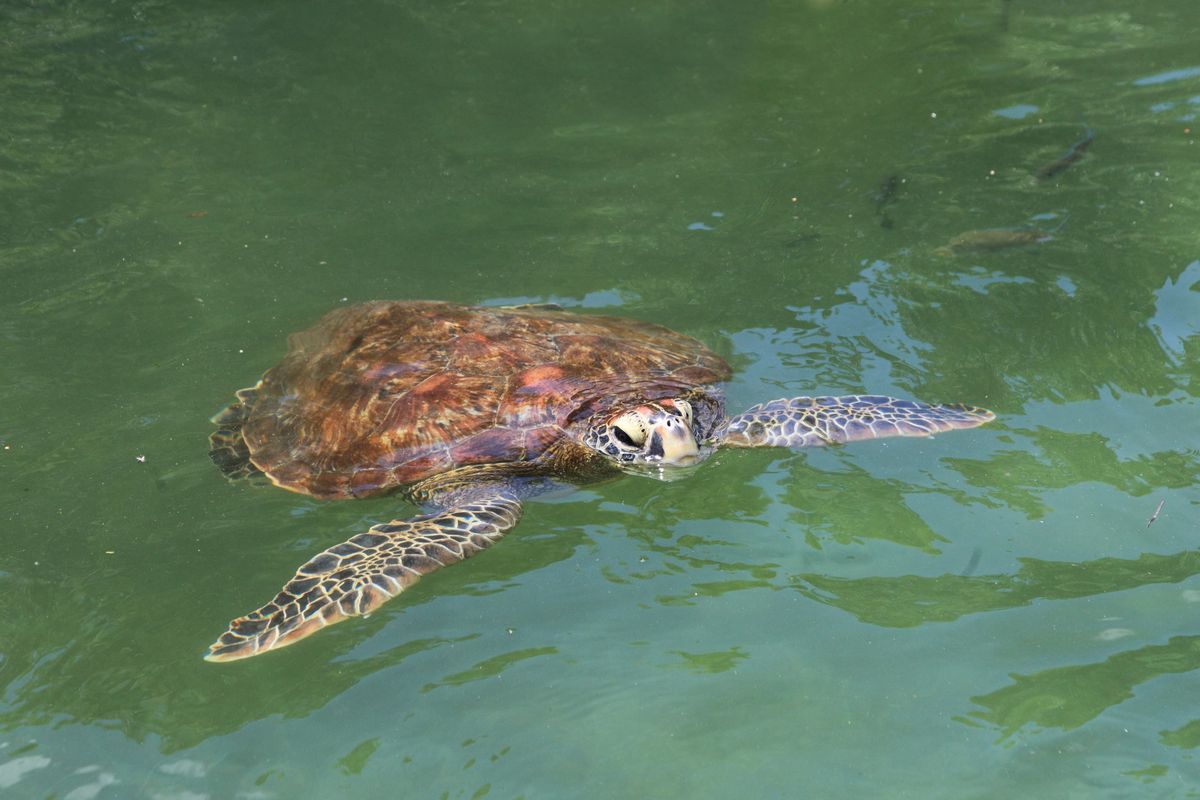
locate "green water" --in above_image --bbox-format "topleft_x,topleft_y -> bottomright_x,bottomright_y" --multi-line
3,0 -> 1199,796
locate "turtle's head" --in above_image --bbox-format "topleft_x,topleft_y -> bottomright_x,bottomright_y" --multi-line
582,398 -> 709,478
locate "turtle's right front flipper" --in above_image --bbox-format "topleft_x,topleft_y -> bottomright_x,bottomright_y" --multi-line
205,486 -> 522,662
719,394 -> 993,449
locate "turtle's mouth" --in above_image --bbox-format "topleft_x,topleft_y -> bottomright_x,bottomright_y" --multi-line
618,445 -> 714,482
644,416 -> 699,462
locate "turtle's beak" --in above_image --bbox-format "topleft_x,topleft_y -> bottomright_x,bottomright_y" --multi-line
646,415 -> 700,465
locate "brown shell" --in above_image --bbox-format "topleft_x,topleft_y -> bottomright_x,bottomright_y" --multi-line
240,301 -> 731,498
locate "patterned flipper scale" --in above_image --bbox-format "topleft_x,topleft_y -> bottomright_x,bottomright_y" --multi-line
721,394 -> 994,448
205,487 -> 522,662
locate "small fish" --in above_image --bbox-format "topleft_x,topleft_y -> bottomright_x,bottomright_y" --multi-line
872,175 -> 904,229
873,175 -> 902,209
186,210 -> 209,219
961,546 -> 983,577
785,233 -> 821,248
1036,129 -> 1094,180
1146,498 -> 1165,527
1000,0 -> 1013,32
935,228 -> 1052,256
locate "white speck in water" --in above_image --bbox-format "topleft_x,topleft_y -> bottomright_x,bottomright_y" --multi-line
1097,628 -> 1135,641
160,759 -> 208,778
992,104 -> 1039,120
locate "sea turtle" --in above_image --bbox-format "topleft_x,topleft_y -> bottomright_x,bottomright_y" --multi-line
206,300 -> 993,662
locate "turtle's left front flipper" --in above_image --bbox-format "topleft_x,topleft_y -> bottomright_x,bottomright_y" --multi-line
205,486 -> 522,662
720,394 -> 993,449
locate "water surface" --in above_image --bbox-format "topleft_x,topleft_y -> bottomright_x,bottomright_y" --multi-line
3,1 -> 1199,797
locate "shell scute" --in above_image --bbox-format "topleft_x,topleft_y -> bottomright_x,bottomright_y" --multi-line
348,467 -> 391,498
449,427 -> 527,467
384,450 -> 454,488
669,364 -> 730,385
377,374 -> 504,448
522,425 -> 565,459
446,331 -> 555,376
497,365 -> 579,428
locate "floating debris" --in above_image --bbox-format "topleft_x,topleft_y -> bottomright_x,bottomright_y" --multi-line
135,455 -> 146,463
187,210 -> 209,219
935,228 -> 1052,256
1036,129 -> 1094,180
1146,497 -> 1165,527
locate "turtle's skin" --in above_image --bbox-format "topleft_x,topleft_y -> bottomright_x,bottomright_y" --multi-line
206,301 -> 993,662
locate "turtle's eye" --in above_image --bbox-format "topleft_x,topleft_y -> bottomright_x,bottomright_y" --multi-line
610,412 -> 647,447
673,399 -> 693,425
612,426 -> 637,447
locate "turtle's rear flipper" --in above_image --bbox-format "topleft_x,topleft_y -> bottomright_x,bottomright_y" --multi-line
721,395 -> 993,448
209,384 -> 264,481
204,486 -> 523,662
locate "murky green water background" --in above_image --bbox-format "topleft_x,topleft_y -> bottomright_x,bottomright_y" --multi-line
3,1 -> 1199,797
